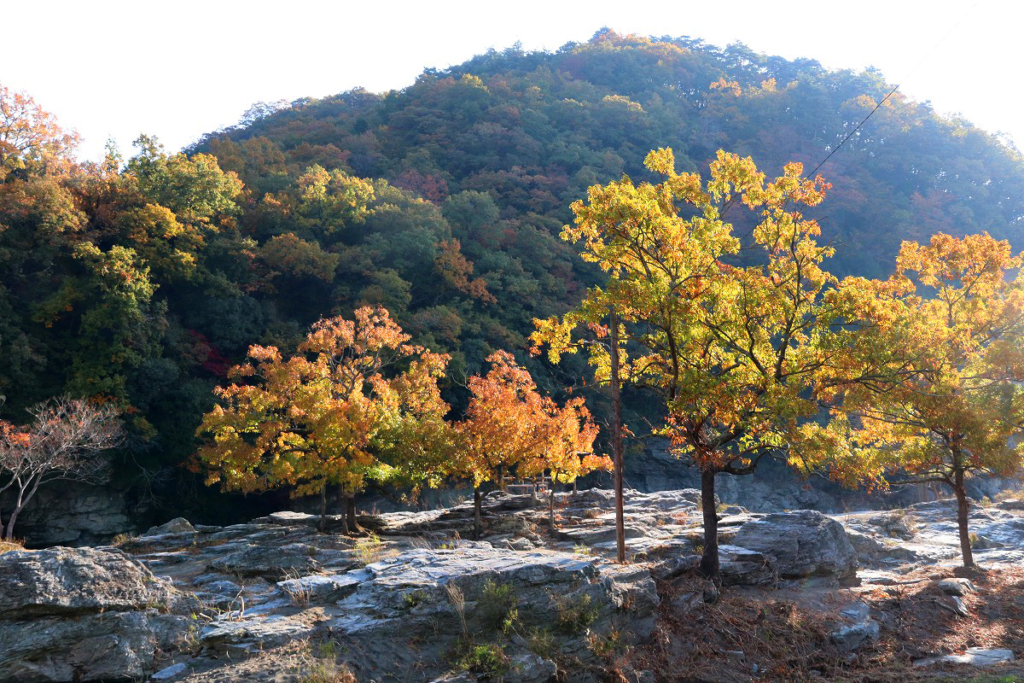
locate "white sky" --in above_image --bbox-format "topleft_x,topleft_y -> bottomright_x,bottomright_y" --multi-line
3,0 -> 1019,163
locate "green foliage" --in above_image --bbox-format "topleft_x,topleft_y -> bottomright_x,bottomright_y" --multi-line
448,639 -> 510,678
554,593 -> 600,636
3,31 -> 1024,523
478,578 -> 519,635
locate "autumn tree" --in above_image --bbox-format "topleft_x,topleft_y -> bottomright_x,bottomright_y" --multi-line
454,351 -> 607,536
197,306 -> 449,533
0,397 -> 122,541
0,82 -> 79,177
533,148 -> 846,583
810,233 -> 1024,568
518,395 -> 609,529
295,164 -> 375,236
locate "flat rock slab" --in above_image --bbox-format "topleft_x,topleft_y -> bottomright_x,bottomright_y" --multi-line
200,615 -> 319,652
276,573 -> 363,603
915,647 -> 1016,668
152,662 -> 189,680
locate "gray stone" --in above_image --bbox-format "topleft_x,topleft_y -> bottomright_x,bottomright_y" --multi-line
507,537 -> 535,551
0,481 -> 133,546
831,619 -> 879,652
732,510 -> 857,581
208,542 -> 321,579
839,602 -> 870,622
506,653 -> 557,683
152,662 -> 188,680
938,578 -> 975,596
200,615 -> 319,653
937,595 -> 970,617
0,547 -> 174,618
719,544 -> 778,586
329,547 -> 658,680
145,518 -> 196,536
668,591 -> 704,614
276,572 -> 363,603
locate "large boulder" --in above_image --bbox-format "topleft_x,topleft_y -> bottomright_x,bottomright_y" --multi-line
0,547 -> 187,682
0,546 -> 174,618
732,510 -> 857,581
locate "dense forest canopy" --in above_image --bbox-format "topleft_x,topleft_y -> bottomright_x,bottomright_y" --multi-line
1,30 -> 1022,519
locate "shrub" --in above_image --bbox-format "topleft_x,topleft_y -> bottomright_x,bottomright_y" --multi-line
449,639 -> 510,678
478,579 -> 518,635
554,593 -> 600,636
353,533 -> 384,565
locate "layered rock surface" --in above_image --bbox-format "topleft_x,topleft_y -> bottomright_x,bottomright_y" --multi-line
0,547 -> 189,682
2,488 -> 1023,681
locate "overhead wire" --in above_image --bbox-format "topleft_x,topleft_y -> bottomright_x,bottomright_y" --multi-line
805,0 -> 983,179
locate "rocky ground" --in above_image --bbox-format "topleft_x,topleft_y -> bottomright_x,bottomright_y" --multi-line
2,489 -> 1024,682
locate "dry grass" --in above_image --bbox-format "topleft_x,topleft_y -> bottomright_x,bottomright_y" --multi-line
630,566 -> 1024,683
634,575 -> 842,682
0,538 -> 25,554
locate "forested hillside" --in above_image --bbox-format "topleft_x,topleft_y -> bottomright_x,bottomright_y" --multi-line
2,30 -> 1022,517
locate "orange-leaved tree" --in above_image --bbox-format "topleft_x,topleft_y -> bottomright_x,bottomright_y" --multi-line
454,351 -> 608,536
197,306 -> 449,533
808,233 -> 1024,568
518,395 -> 609,529
532,148 -> 851,583
0,82 -> 80,178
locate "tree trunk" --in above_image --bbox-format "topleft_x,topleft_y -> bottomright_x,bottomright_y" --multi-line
609,305 -> 626,564
549,480 -> 556,529
699,468 -> 721,584
5,476 -> 39,542
473,487 -> 484,539
6,491 -> 22,541
345,494 -> 362,535
318,484 -> 327,533
953,468 -> 975,569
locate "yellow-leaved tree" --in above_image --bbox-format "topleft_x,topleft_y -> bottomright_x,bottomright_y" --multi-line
809,233 -> 1024,568
197,306 -> 449,533
532,148 -> 852,583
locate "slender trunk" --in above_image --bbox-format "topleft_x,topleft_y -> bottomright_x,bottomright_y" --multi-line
549,478 -> 556,529
6,481 -> 27,542
609,306 -> 626,564
5,475 -> 41,542
473,487 -> 484,539
346,495 -> 362,535
699,468 -> 721,584
318,484 -> 327,533
953,468 -> 975,568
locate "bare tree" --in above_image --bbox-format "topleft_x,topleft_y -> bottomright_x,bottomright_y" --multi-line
0,397 -> 122,541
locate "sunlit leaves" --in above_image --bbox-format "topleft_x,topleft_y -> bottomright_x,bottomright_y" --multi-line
818,233 -> 1024,488
0,82 -> 79,178
534,147 -> 842,475
197,306 -> 450,498
453,351 -> 606,489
